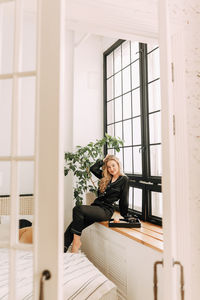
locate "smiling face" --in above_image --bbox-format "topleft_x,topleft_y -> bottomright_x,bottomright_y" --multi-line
106,159 -> 120,177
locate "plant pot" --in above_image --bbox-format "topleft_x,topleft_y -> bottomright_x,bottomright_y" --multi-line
86,192 -> 96,205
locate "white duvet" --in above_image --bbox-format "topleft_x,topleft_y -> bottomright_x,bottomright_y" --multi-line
0,228 -> 116,300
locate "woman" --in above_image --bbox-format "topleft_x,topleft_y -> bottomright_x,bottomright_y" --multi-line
64,154 -> 129,253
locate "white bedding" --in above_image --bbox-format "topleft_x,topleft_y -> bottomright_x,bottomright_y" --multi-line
0,249 -> 117,300
0,224 -> 10,242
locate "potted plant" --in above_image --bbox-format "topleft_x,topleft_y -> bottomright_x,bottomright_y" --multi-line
64,133 -> 123,205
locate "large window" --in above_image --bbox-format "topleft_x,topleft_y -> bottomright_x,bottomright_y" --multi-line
104,40 -> 162,225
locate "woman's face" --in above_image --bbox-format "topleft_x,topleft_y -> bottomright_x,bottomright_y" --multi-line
106,160 -> 120,177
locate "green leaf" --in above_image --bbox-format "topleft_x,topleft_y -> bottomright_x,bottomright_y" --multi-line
64,169 -> 69,176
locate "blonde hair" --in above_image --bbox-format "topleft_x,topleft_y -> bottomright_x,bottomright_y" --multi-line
99,155 -> 124,193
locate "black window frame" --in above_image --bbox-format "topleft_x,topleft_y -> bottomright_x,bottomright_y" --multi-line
103,39 -> 162,226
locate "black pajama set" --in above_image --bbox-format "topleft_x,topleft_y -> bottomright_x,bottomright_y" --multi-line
64,159 -> 129,252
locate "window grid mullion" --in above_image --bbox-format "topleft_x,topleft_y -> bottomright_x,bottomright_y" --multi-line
138,43 -> 147,221
107,86 -> 140,103
107,115 -> 139,126
141,43 -> 150,180
9,0 -> 22,297
139,43 -> 146,181
103,53 -> 107,154
130,41 -> 134,176
120,44 -> 124,167
132,187 -> 134,211
113,48 -> 115,146
106,58 -> 140,80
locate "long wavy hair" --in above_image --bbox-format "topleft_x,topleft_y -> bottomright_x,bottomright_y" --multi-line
99,155 -> 124,193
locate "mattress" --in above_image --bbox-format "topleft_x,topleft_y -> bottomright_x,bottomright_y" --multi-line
0,248 -> 117,300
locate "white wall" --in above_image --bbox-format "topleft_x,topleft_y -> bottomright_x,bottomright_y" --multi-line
63,33 -> 117,226
64,33 -> 108,225
73,33 -> 104,146
63,28 -> 74,226
102,36 -> 118,52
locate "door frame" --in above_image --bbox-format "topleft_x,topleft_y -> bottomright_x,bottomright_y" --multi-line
66,0 -> 190,299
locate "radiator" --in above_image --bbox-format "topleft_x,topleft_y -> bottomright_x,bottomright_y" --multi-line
0,195 -> 33,215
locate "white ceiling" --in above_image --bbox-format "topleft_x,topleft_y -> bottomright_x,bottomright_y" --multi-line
66,0 -> 159,43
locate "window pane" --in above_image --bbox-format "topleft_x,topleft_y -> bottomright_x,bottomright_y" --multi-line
107,124 -> 114,137
148,48 -> 160,82
18,77 -> 36,156
123,93 -> 131,120
123,120 -> 132,146
122,66 -> 131,94
131,42 -> 139,62
115,148 -> 123,169
0,2 -> 15,74
124,147 -> 132,173
106,53 -> 113,78
133,147 -> 142,174
132,88 -> 140,116
0,162 -> 10,196
0,1 -> 15,74
114,72 -> 122,97
114,97 -> 122,122
134,188 -> 142,212
131,60 -> 140,89
115,122 -> 122,140
122,41 -> 130,68
107,100 -> 114,124
18,161 -> 34,243
129,187 -> 133,209
19,0 -> 37,72
149,112 -> 161,144
151,192 -> 163,218
107,77 -> 113,101
133,117 -> 141,145
0,79 -> 12,156
147,44 -> 159,54
150,144 -> 162,176
105,41 -> 163,224
148,80 -> 161,113
18,162 -> 34,197
114,47 -> 121,73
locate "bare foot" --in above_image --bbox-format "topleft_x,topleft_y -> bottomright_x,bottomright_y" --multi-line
71,240 -> 82,253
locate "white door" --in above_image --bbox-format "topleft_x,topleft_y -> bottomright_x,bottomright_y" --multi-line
159,1 -> 198,299
0,0 -> 64,299
34,0 -> 65,299
159,1 -> 178,298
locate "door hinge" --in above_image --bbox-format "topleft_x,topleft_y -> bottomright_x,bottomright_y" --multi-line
173,115 -> 176,135
171,62 -> 174,82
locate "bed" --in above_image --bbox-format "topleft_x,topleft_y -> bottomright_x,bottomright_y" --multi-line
0,223 -> 117,300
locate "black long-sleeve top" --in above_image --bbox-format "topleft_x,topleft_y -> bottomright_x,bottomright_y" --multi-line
90,159 -> 129,217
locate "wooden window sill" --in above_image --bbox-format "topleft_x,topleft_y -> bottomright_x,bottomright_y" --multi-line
100,212 -> 163,253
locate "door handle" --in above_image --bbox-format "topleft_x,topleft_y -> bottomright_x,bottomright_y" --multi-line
153,260 -> 163,300
173,261 -> 184,300
39,270 -> 51,300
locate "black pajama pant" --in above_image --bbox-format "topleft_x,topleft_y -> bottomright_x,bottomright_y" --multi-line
64,204 -> 112,252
